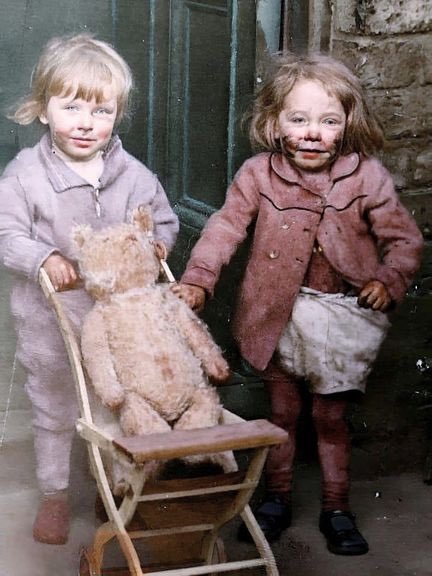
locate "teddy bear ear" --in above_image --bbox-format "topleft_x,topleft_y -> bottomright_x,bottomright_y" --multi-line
132,205 -> 154,234
72,225 -> 93,249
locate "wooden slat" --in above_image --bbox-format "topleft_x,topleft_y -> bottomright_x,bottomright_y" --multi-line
98,558 -> 267,576
113,420 -> 288,463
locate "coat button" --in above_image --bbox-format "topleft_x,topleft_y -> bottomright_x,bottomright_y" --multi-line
269,250 -> 279,259
282,223 -> 290,229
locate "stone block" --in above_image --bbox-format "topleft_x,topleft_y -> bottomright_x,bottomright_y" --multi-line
423,37 -> 432,84
334,0 -> 432,35
382,145 -> 415,189
368,86 -> 432,139
413,150 -> 432,184
382,140 -> 431,189
399,190 -> 432,238
332,39 -> 422,89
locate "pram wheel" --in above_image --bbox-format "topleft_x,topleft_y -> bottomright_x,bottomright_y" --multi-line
78,548 -> 94,576
212,537 -> 227,564
208,537 -> 228,576
78,538 -> 226,576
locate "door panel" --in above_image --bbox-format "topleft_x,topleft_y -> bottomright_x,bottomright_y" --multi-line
167,0 -> 257,228
169,0 -> 231,213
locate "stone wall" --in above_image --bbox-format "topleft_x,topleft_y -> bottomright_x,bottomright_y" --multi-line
307,0 -> 432,476
330,0 -> 432,239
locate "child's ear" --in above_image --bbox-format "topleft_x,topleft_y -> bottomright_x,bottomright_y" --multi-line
39,112 -> 48,125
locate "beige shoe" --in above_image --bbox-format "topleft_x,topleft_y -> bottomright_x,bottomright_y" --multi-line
33,492 -> 70,545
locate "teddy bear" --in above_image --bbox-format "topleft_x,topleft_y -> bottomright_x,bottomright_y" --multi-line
73,206 -> 235,493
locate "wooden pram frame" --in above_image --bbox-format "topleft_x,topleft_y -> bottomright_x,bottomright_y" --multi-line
39,268 -> 288,576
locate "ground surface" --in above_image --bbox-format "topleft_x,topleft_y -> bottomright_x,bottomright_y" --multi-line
1,409 -> 431,576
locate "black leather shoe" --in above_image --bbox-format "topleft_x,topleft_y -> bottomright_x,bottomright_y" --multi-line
319,510 -> 369,555
238,493 -> 291,543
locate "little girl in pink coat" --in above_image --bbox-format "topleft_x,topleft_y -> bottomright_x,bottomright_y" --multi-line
174,53 -> 423,555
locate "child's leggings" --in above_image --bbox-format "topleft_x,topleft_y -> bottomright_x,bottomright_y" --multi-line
14,290 -> 90,495
262,358 -> 351,512
23,346 -> 78,494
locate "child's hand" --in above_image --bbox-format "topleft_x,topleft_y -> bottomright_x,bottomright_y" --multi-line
357,280 -> 392,312
171,283 -> 206,312
42,253 -> 79,291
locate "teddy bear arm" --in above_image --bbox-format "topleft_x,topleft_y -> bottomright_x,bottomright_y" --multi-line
81,311 -> 125,409
175,305 -> 230,382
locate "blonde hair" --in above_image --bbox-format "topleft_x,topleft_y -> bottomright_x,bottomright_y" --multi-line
12,33 -> 133,126
249,52 -> 384,156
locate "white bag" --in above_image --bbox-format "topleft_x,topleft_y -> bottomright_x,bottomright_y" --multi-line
277,287 -> 391,394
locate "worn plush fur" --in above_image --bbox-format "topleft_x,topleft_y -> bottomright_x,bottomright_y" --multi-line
73,207 -> 235,494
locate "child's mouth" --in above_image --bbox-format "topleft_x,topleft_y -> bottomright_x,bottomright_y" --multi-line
299,149 -> 326,159
73,138 -> 94,147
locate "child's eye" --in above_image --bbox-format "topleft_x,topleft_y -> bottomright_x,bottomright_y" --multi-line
65,105 -> 79,111
290,116 -> 306,124
323,118 -> 340,126
94,108 -> 113,116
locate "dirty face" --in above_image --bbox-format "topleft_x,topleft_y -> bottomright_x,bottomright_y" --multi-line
276,79 -> 346,171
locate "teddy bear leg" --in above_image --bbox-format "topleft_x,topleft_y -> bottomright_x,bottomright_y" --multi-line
174,387 -> 221,430
174,388 -> 237,472
113,392 -> 172,490
120,391 -> 171,436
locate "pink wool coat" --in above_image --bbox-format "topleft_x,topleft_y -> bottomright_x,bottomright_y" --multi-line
181,152 -> 424,372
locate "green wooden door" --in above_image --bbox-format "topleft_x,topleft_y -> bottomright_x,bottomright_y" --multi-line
116,1 -> 283,381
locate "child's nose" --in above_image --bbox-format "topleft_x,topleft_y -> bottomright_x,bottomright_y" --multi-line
305,123 -> 321,140
78,111 -> 94,131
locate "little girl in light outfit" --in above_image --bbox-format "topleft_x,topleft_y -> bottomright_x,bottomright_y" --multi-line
0,34 -> 178,545
174,53 -> 423,555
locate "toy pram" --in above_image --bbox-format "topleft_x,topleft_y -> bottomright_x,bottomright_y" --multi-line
39,267 -> 288,576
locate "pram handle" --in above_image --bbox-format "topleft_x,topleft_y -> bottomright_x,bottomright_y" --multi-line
38,255 -> 176,295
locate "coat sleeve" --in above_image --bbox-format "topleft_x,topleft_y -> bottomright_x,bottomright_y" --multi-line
180,158 -> 261,296
365,165 -> 424,303
0,174 -> 58,280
